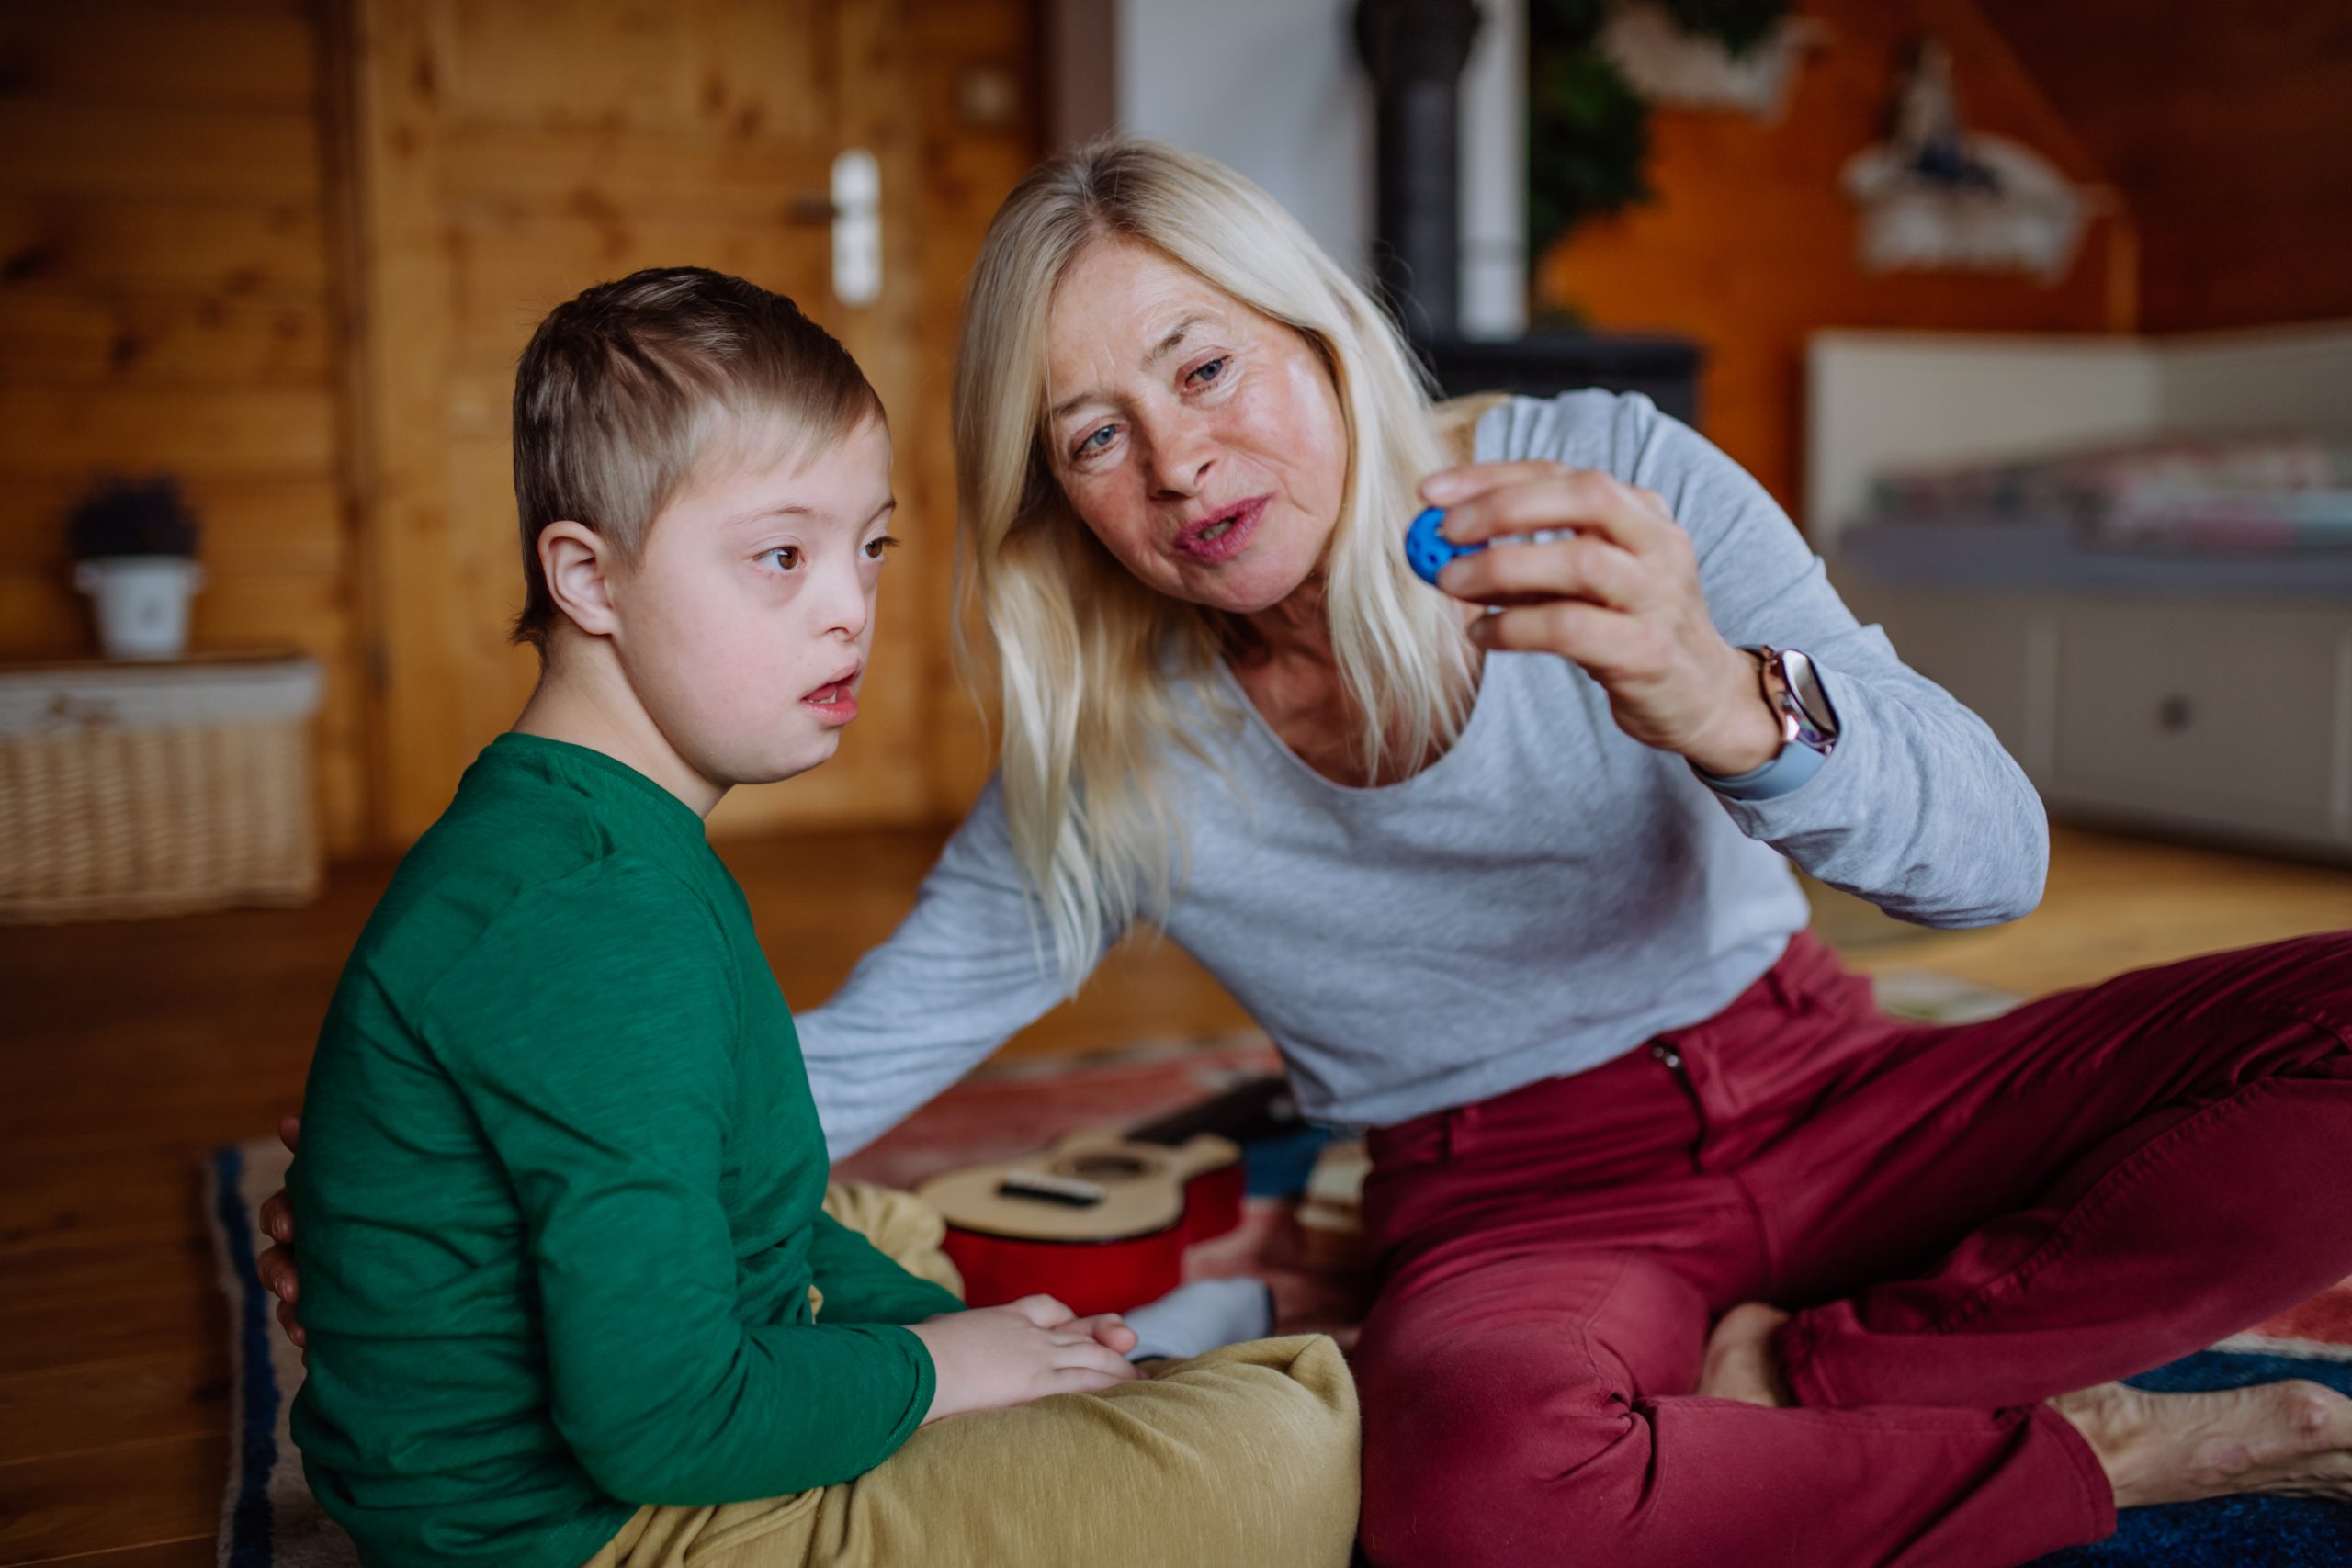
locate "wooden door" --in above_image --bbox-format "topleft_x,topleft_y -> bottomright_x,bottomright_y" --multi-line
342,0 -> 1000,843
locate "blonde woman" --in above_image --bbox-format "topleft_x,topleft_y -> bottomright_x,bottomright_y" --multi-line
262,141 -> 2352,1564
802,141 -> 2352,1565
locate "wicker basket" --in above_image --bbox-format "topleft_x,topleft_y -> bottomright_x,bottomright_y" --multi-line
0,654 -> 323,922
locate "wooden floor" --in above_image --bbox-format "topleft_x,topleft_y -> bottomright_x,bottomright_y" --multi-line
4,822 -> 2348,1565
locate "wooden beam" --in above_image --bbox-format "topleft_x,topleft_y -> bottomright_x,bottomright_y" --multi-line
340,0 -> 469,845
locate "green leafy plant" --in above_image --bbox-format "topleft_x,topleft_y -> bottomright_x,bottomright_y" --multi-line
1529,0 -> 1792,258
66,474 -> 202,559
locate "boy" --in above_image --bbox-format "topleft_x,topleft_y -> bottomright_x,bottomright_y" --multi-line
288,268 -> 1357,1568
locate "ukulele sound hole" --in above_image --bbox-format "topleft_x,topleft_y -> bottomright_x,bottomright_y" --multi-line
1062,1154 -> 1151,1181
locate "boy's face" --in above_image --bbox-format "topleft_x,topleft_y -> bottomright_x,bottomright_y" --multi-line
609,413 -> 897,793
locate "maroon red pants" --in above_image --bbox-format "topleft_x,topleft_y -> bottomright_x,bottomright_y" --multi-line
1353,932 -> 2352,1568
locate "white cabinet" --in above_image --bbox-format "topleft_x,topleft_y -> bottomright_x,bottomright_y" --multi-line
1838,579 -> 2352,863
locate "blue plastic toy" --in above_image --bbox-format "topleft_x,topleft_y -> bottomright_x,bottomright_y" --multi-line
1404,506 -> 1479,585
1406,507 -> 1577,587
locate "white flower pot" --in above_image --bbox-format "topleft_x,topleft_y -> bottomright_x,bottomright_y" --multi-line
74,556 -> 206,660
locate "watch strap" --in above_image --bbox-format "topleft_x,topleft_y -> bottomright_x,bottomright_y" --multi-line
1692,734 -> 1830,802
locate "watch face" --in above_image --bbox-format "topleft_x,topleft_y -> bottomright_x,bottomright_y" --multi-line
1779,649 -> 1839,749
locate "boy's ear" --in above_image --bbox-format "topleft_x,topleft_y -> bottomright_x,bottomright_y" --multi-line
538,522 -> 624,639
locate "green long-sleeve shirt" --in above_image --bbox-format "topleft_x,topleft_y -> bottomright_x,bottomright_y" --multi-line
289,733 -> 962,1568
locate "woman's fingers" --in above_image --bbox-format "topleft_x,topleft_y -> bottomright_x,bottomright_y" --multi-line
259,1239 -> 307,1345
274,1296 -> 306,1347
1425,463 -> 1679,560
1425,463 -> 1762,768
1467,600 -> 1653,670
259,1189 -> 294,1244
1437,531 -> 1648,610
257,1243 -> 296,1301
278,1112 -> 301,1154
1421,459 -> 1562,505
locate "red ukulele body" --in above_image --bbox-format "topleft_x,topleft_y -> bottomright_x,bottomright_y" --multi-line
915,1130 -> 1246,1316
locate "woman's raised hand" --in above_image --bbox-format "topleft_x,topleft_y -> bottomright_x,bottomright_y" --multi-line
1422,462 -> 1783,778
909,1294 -> 1141,1423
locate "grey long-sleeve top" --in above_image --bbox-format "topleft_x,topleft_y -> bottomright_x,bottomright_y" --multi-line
802,392 -> 2048,1153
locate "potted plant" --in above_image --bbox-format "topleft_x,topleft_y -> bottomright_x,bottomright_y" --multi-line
67,475 -> 207,660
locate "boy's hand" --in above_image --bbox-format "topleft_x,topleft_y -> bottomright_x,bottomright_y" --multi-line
908,1294 -> 1140,1422
255,1113 -> 306,1348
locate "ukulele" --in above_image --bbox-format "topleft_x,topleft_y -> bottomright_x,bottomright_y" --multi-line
915,1128 -> 1247,1316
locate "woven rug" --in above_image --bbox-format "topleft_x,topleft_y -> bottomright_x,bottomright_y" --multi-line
207,1140 -> 357,1568
208,1024 -> 2352,1566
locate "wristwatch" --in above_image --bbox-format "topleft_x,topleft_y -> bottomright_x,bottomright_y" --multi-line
1696,645 -> 1840,802
1752,645 -> 1838,754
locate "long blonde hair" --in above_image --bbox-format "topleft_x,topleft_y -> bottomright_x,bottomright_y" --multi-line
953,138 -> 1473,988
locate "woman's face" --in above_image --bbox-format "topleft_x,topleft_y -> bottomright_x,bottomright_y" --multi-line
1041,239 -> 1348,615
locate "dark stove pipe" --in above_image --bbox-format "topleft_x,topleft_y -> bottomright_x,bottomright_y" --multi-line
1354,0 -> 1481,341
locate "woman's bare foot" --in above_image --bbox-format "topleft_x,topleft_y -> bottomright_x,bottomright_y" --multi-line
1695,1302 -> 1795,1407
2052,1379 -> 2352,1509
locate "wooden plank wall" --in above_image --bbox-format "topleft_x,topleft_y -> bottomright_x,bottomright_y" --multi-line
1,0 -> 1034,855
1974,0 -> 2352,334
0,0 -> 372,854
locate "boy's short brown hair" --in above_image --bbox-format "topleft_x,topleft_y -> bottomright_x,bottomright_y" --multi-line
509,266 -> 881,652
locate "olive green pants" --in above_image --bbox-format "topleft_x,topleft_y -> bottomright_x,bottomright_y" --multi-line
580,1184 -> 1361,1568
